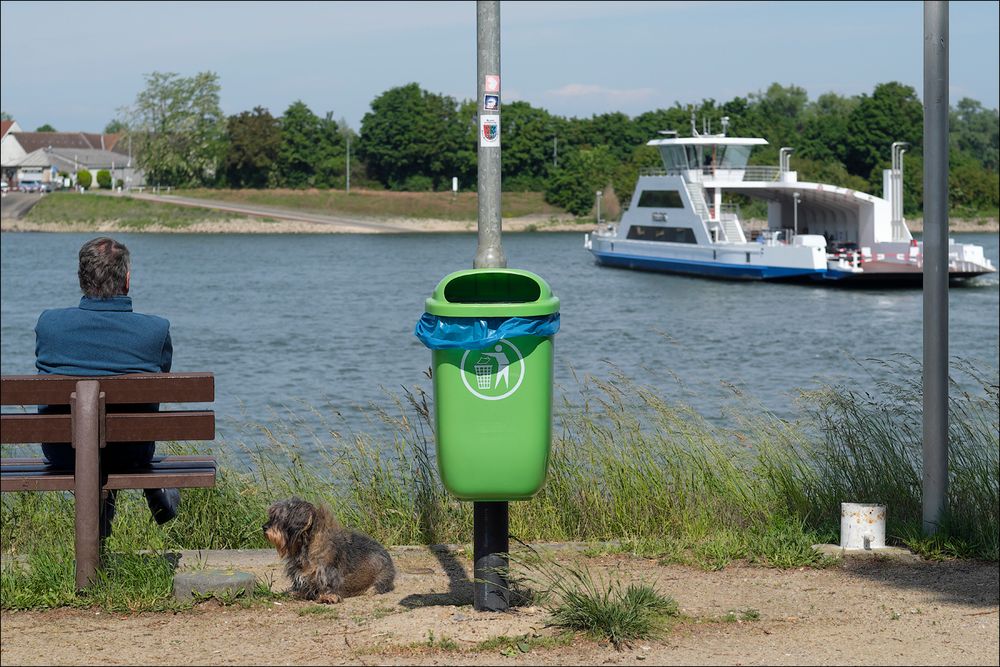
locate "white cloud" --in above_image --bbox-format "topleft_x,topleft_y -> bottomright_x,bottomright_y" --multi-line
546,84 -> 656,105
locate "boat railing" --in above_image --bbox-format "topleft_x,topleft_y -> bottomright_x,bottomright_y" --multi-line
741,166 -> 781,182
639,166 -> 782,182
718,202 -> 741,218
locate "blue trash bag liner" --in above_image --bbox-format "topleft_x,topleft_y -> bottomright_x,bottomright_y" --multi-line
414,313 -> 560,350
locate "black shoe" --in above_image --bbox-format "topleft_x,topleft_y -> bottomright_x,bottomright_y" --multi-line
144,488 -> 180,525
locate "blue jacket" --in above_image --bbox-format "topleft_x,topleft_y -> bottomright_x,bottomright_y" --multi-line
35,296 -> 172,376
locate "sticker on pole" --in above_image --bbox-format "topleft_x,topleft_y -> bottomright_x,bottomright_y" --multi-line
480,114 -> 500,147
460,339 -> 524,400
484,75 -> 500,92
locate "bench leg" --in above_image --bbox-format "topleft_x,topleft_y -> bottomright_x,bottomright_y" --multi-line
72,380 -> 102,590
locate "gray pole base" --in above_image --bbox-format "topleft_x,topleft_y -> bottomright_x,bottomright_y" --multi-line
473,500 -> 509,611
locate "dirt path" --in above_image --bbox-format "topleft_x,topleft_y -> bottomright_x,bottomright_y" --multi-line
2,547 -> 997,665
0,190 -> 587,234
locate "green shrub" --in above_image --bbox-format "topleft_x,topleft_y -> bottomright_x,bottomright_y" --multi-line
401,174 -> 434,191
96,170 -> 112,189
76,170 -> 92,189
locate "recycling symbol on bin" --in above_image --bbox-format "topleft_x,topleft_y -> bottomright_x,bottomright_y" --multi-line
460,339 -> 525,401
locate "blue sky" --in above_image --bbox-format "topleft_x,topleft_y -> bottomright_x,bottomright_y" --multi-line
2,1 -> 997,134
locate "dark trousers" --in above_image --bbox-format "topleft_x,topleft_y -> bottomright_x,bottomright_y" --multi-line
41,441 -> 156,470
43,442 -> 157,538
40,404 -> 159,537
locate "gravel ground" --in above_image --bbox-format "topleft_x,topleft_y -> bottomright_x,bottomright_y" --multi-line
2,546 -> 997,666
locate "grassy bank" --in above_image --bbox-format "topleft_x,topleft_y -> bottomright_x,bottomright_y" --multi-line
176,188 -> 570,221
21,192 -> 234,229
12,191 -> 995,233
2,357 -> 997,610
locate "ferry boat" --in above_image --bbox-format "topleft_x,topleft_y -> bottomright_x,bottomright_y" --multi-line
584,117 -> 996,285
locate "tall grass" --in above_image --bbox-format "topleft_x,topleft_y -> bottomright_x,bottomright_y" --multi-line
3,357 -> 997,609
786,356 -> 999,559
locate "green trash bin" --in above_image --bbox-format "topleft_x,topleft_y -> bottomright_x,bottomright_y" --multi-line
420,269 -> 559,501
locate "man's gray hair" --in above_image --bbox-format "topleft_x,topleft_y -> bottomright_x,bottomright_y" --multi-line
78,237 -> 130,298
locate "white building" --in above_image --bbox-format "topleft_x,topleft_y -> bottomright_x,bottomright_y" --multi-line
0,126 -> 142,187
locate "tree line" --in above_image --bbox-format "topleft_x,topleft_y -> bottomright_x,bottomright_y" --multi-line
113,72 -> 999,217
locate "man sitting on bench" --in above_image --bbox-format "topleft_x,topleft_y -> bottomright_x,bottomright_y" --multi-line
34,236 -> 180,537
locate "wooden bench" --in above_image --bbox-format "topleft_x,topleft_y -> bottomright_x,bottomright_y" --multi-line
1,373 -> 216,589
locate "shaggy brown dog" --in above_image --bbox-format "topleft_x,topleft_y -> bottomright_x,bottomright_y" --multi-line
263,498 -> 396,603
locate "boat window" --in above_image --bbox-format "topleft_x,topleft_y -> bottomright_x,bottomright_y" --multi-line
685,145 -> 702,169
627,225 -> 696,244
637,190 -> 684,208
718,145 -> 752,169
658,146 -> 687,171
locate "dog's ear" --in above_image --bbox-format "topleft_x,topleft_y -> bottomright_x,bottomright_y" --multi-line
290,506 -> 315,546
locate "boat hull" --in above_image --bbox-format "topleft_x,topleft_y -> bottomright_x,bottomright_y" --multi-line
818,267 -> 992,287
591,249 -> 824,281
591,249 -> 995,286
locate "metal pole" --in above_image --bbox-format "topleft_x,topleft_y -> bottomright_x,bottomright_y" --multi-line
474,501 -> 509,611
474,0 -> 506,270
899,147 -> 907,225
473,0 -> 509,613
922,0 -> 949,535
793,193 -> 799,237
346,135 -> 351,194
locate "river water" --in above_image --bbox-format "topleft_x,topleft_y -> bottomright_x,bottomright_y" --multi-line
2,231 -> 997,459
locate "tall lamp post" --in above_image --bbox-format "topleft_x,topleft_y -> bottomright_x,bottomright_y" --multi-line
923,0 -> 949,535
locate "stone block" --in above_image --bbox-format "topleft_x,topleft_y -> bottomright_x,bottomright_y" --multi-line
173,568 -> 257,602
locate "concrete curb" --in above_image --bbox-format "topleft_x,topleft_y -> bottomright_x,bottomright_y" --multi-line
173,569 -> 256,602
812,543 -> 924,563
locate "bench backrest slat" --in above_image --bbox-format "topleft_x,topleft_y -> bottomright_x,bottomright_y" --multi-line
1,411 -> 215,444
1,373 -> 214,406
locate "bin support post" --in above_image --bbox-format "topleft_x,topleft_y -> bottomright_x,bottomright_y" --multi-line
474,501 -> 509,611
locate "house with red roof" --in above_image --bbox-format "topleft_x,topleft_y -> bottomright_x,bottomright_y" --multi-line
1,121 -> 142,188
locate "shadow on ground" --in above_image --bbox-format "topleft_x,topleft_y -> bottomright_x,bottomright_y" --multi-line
841,558 -> 999,609
399,545 -> 474,608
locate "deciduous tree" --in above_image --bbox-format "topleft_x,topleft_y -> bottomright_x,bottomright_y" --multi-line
223,106 -> 281,188
124,71 -> 227,187
844,82 -> 923,185
502,101 -> 557,191
358,83 -> 474,190
104,119 -> 128,134
277,101 -> 345,188
951,97 -> 999,172
544,145 -> 619,216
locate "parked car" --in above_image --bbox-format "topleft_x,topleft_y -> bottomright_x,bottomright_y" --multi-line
40,181 -> 58,193
0,180 -> 8,194
19,180 -> 41,193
